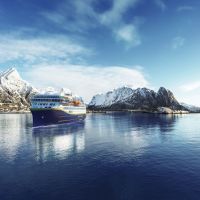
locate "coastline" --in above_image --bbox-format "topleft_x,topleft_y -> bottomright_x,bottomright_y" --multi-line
0,108 -> 198,114
87,109 -> 191,114
0,110 -> 31,114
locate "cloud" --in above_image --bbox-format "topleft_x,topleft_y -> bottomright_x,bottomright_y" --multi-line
41,0 -> 142,47
0,33 -> 90,64
172,36 -> 185,49
180,81 -> 200,92
41,1 -> 97,33
99,0 -> 142,46
154,0 -> 166,11
99,0 -> 139,25
177,6 -> 194,12
25,64 -> 149,102
177,82 -> 200,106
115,25 -> 141,47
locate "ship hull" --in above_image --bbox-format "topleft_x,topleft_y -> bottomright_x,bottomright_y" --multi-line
30,108 -> 86,126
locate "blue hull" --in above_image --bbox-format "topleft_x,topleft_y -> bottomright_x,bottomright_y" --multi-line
30,109 -> 86,127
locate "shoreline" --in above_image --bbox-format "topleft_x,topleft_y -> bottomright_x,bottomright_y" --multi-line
0,111 -> 31,114
0,109 -> 199,114
87,109 -> 195,114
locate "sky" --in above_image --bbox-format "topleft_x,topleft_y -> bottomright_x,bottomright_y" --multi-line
0,0 -> 200,104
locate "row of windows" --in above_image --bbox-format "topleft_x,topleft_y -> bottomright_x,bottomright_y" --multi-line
34,95 -> 62,99
32,99 -> 63,102
64,107 -> 86,110
33,103 -> 56,106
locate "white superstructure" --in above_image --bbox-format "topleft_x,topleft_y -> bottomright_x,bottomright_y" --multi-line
31,88 -> 86,115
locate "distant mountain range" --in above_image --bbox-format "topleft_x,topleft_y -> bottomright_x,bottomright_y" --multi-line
180,102 -> 200,113
0,68 -> 200,113
88,86 -> 200,113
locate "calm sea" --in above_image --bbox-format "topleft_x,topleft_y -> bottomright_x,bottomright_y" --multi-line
0,113 -> 200,200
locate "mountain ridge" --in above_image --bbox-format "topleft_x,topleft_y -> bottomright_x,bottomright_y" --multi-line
88,86 -> 196,113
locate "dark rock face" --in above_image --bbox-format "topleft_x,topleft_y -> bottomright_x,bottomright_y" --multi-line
123,88 -> 158,110
88,87 -> 187,112
156,87 -> 182,110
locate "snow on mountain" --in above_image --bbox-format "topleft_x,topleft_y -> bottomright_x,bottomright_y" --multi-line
0,68 -> 37,95
38,87 -> 59,95
88,86 -> 186,112
180,102 -> 200,112
89,87 -> 157,107
89,86 -> 134,106
37,87 -> 83,102
134,87 -> 153,98
0,68 -> 38,111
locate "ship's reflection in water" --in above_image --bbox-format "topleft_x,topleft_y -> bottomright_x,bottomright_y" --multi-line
33,123 -> 85,162
86,112 -> 179,158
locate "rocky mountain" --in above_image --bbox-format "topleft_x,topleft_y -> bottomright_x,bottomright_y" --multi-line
0,68 -> 38,112
89,86 -> 134,107
88,86 -> 188,113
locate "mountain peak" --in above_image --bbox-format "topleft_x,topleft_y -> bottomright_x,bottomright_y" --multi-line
0,67 -> 21,81
158,87 -> 168,93
89,86 -> 134,107
0,67 -> 35,95
0,67 -> 38,111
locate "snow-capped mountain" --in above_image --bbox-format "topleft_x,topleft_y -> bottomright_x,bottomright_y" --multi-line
0,68 -> 38,111
88,86 -> 187,112
89,86 -> 134,107
180,103 -> 200,113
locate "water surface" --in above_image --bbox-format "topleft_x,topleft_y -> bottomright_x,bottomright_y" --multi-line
0,113 -> 200,200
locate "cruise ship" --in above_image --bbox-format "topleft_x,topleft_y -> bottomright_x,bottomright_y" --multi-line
30,88 -> 86,126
